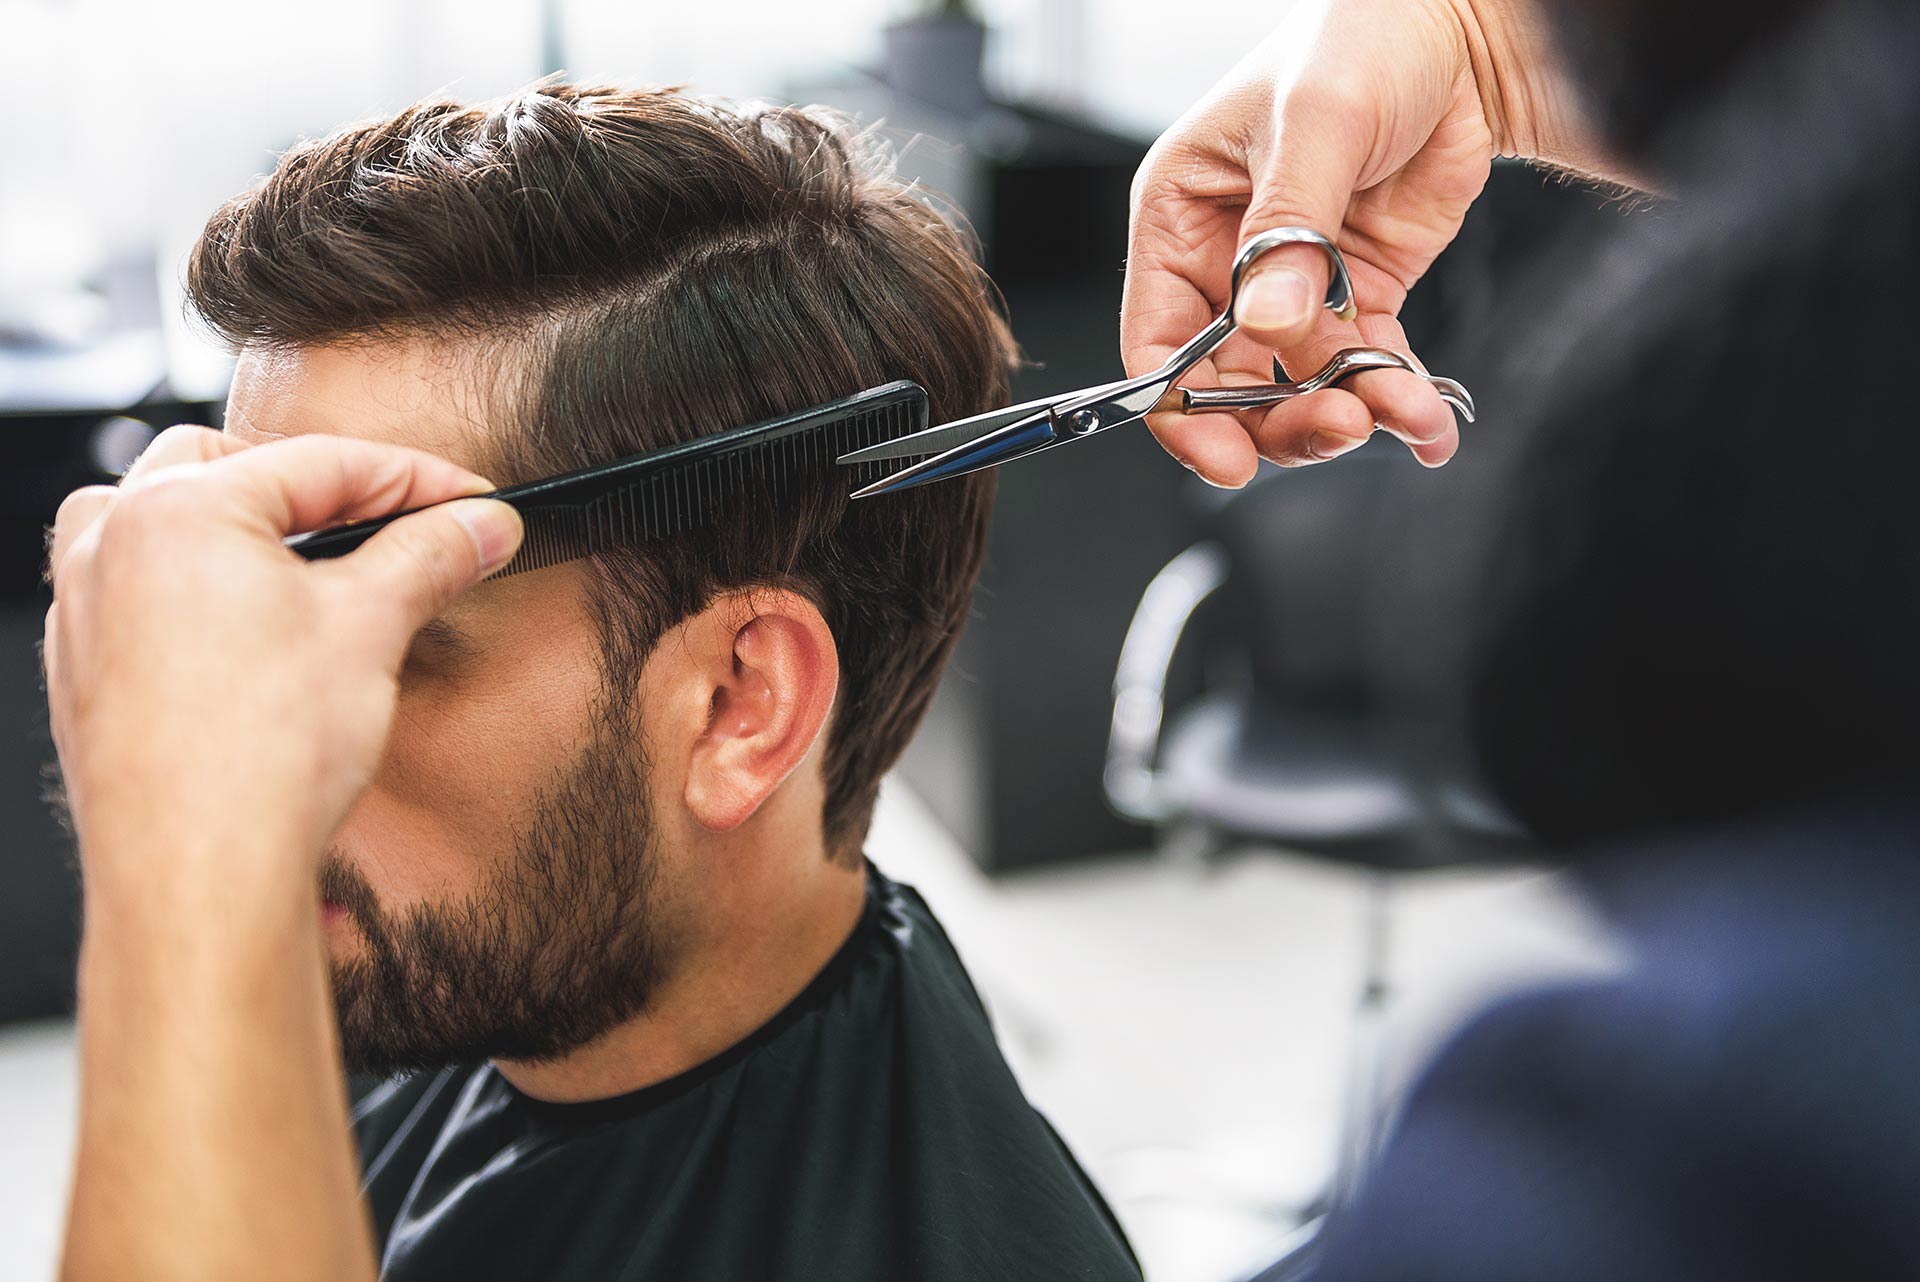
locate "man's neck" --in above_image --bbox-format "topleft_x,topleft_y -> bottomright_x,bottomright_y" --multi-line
493,836 -> 869,1104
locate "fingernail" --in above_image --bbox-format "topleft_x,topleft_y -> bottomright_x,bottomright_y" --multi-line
1237,268 -> 1313,332
449,499 -> 524,574
1391,414 -> 1448,446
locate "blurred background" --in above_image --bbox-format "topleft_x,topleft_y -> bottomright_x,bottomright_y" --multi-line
0,1 -> 1624,1278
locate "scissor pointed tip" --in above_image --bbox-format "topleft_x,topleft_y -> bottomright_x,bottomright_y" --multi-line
849,470 -> 923,500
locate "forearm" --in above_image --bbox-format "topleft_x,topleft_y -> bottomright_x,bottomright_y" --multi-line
61,849 -> 376,1282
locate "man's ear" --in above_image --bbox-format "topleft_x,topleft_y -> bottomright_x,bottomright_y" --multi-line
679,589 -> 839,833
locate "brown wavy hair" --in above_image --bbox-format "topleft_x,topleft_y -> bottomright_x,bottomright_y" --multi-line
186,83 -> 1015,857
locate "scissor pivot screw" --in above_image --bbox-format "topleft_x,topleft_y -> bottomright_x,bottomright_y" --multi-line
1069,409 -> 1101,435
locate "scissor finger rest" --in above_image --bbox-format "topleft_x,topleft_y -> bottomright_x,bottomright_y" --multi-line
1158,347 -> 1477,423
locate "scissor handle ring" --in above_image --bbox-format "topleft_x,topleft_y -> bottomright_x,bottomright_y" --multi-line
1156,226 -> 1362,390
1230,227 -> 1359,324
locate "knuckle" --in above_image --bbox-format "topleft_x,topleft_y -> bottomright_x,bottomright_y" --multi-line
49,533 -> 98,599
53,486 -> 112,529
1284,70 -> 1371,126
1130,154 -> 1175,210
137,422 -> 221,462
89,472 -> 208,563
1132,142 -> 1185,201
117,465 -> 206,517
280,431 -> 345,463
48,537 -> 86,591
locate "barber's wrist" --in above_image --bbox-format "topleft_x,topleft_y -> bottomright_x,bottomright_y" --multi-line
80,841 -> 318,967
76,812 -> 320,914
1451,0 -> 1614,179
79,889 -> 310,1038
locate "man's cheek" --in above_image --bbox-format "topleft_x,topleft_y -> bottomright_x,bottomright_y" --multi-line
376,689 -> 525,830
332,782 -> 494,917
387,667 -> 558,801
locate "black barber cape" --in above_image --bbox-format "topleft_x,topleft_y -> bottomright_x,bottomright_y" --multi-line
354,866 -> 1139,1281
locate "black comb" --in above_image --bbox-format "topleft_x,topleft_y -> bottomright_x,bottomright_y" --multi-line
288,380 -> 930,578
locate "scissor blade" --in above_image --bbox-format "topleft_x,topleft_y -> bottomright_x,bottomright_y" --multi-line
849,408 -> 1063,499
838,378 -> 1138,465
836,397 -> 1050,465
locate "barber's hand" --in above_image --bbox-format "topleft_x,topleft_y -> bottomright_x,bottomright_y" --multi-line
1123,0 -> 1587,483
43,427 -> 522,887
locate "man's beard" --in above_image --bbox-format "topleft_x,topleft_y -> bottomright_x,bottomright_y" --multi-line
321,695 -> 662,1078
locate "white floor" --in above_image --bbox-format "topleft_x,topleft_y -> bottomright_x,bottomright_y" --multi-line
0,781 -> 1619,1282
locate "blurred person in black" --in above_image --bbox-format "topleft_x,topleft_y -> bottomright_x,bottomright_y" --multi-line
1124,0 -> 1920,1278
1322,4 -> 1920,1279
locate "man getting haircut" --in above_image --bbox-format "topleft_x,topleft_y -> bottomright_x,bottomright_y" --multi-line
181,83 -> 1137,1281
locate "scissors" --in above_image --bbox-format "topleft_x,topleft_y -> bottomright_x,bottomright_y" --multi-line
839,226 -> 1474,498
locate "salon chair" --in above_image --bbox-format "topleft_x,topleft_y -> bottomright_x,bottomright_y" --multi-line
1106,440 -> 1522,871
1104,442 -> 1529,1273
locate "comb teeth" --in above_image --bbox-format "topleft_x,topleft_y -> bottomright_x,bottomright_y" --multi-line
492,393 -> 926,579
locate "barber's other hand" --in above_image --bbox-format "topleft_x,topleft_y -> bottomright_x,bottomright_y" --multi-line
1122,0 -> 1587,483
43,428 -> 522,888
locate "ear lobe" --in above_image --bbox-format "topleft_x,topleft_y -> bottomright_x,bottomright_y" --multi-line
682,593 -> 838,833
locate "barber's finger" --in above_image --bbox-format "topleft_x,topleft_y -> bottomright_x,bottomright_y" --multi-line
1246,388 -> 1377,466
1149,410 -> 1262,488
119,423 -> 248,484
1349,310 -> 1455,455
1128,241 -> 1266,486
39,607 -> 74,764
1268,310 -> 1458,465
1137,353 -> 1261,489
217,434 -> 497,537
1231,97 -> 1372,348
329,499 -> 523,655
1256,363 -> 1456,468
40,605 -> 61,702
46,487 -> 117,586
1122,191 -> 1264,487
1122,183 -> 1238,379
1345,368 -> 1458,466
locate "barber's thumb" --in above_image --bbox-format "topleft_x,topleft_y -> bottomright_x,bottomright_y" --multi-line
444,499 -> 524,579
351,498 -> 523,627
1233,240 -> 1334,348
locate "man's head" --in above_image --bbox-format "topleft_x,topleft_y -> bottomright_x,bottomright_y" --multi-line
186,84 -> 1012,1073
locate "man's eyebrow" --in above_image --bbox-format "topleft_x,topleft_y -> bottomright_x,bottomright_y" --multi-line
413,618 -> 473,651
